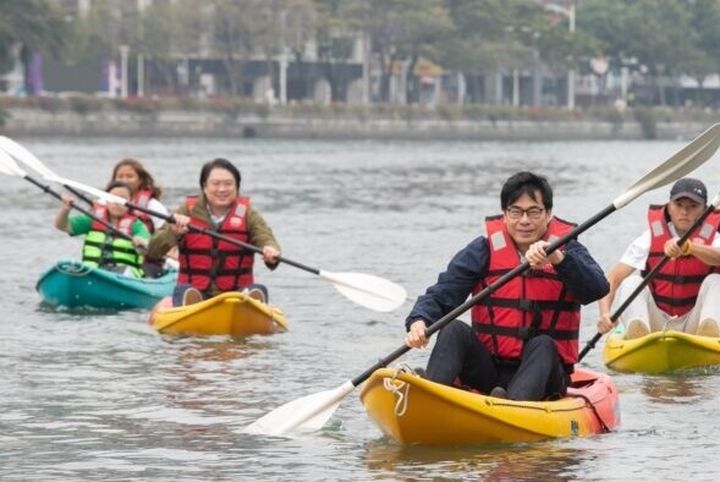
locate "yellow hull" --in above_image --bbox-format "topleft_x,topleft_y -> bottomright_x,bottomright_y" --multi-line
150,291 -> 288,337
603,328 -> 720,374
359,368 -> 619,446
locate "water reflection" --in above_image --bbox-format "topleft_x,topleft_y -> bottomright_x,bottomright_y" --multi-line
641,368 -> 720,404
362,440 -> 588,481
163,338 -> 272,404
125,339 -> 276,456
170,338 -> 271,365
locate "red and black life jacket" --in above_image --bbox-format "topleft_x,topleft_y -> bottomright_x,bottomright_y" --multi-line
645,204 -> 720,316
132,189 -> 155,233
472,216 -> 581,366
177,196 -> 254,292
89,204 -> 136,236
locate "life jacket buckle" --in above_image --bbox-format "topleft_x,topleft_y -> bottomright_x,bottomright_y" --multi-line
517,299 -> 536,311
517,326 -> 537,339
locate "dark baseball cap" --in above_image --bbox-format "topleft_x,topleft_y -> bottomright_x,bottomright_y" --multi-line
670,178 -> 707,204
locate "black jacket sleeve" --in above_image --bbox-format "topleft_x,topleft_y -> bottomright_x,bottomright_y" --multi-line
554,239 -> 610,305
405,236 -> 489,330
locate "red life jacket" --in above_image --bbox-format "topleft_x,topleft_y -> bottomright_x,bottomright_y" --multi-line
472,216 -> 581,366
645,204 -> 720,316
89,204 -> 136,236
132,189 -> 155,233
177,196 -> 254,292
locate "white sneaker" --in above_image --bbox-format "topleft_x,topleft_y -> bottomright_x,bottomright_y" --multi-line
182,287 -> 203,306
246,288 -> 266,303
625,319 -> 650,339
697,319 -> 720,337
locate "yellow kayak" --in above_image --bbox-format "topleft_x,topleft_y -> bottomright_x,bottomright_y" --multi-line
359,367 -> 619,446
603,326 -> 720,374
150,291 -> 288,337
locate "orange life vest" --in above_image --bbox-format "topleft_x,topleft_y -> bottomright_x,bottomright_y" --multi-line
177,196 -> 254,292
645,204 -> 720,316
472,215 -> 581,366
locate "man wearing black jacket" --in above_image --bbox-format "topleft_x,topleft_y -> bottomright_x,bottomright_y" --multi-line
405,172 -> 609,401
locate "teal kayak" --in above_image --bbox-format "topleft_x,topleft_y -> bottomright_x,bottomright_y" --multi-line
36,260 -> 177,309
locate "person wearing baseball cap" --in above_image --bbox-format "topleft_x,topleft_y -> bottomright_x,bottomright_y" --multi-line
670,178 -> 708,204
596,177 -> 720,339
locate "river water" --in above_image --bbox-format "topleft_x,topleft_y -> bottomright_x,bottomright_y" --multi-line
1,136 -> 719,481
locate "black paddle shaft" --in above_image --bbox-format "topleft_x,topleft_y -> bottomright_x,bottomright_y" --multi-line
123,201 -> 322,275
62,184 -> 94,206
351,204 -> 617,387
24,175 -> 134,242
578,201 -> 718,361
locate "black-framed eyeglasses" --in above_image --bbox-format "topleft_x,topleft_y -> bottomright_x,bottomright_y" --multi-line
505,206 -> 545,220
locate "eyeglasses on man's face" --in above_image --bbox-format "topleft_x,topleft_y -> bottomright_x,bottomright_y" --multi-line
505,206 -> 545,220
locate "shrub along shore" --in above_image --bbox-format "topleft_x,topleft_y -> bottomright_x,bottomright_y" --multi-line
0,96 -> 716,140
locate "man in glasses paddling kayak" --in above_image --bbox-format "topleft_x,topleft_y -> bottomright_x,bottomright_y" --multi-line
405,171 -> 609,401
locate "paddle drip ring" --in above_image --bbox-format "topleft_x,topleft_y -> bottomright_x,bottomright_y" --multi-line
384,368 -> 410,417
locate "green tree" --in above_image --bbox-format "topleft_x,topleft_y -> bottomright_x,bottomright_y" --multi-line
314,0 -> 351,101
253,0 -> 318,100
136,0 -> 209,95
625,0 -> 696,105
445,0 -> 594,104
0,0 -> 68,94
576,0 -> 632,66
683,0 -> 720,105
68,2 -> 136,65
346,0 -> 453,103
398,1 -> 454,103
580,0 -> 697,106
209,0 -> 267,96
281,0 -> 318,100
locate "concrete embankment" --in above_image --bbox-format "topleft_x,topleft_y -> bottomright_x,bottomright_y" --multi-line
0,107 -> 711,140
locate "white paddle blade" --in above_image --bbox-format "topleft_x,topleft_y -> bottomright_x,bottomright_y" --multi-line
0,151 -> 26,177
319,271 -> 408,312
614,123 -> 720,209
49,175 -> 127,205
243,381 -> 355,436
0,136 -> 58,179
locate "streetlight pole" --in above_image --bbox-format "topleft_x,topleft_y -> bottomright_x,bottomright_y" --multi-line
543,2 -> 575,109
567,3 -> 575,110
279,47 -> 288,105
137,53 -> 144,97
137,0 -> 148,98
120,45 -> 129,99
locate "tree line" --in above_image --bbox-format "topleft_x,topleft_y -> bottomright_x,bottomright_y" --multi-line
0,0 -> 719,105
